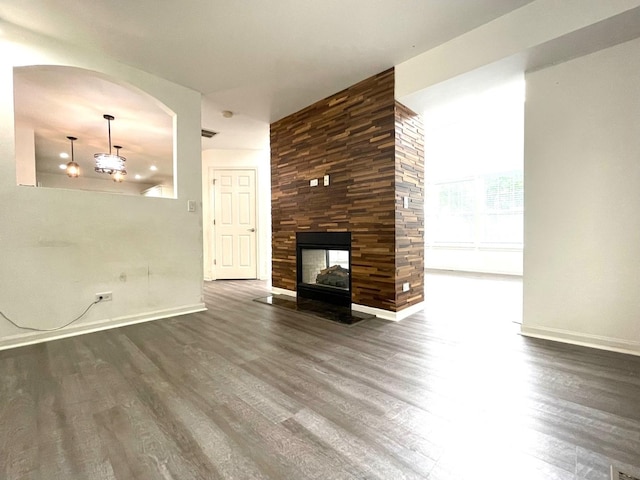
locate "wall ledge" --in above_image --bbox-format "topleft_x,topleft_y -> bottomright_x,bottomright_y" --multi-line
0,303 -> 207,351
271,287 -> 425,321
520,324 -> 640,357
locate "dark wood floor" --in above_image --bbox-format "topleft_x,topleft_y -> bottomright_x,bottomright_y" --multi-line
1,277 -> 639,479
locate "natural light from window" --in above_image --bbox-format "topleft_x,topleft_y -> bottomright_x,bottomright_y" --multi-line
424,76 -> 525,274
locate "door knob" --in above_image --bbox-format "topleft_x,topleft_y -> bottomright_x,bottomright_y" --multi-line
248,228 -> 256,232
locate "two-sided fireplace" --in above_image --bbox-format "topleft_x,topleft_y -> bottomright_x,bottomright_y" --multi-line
296,232 -> 351,307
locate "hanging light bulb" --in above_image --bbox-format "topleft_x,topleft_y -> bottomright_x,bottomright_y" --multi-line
112,146 -> 126,182
65,136 -> 80,178
94,114 -> 127,175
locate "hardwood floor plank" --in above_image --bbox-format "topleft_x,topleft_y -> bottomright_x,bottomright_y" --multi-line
202,400 -> 324,480
93,402 -> 206,480
133,371 -> 268,480
290,407 -> 428,480
1,275 -> 639,479
239,356 -> 439,477
0,348 -> 46,479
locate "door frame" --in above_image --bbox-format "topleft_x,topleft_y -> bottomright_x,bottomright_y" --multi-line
206,167 -> 259,280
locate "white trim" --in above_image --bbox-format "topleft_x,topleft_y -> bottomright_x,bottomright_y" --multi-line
0,303 -> 207,352
425,267 -> 522,278
269,287 -> 425,321
272,287 -> 295,297
352,301 -> 425,321
427,244 -> 523,252
520,324 -> 640,357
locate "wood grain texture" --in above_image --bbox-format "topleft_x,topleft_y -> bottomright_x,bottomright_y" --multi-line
1,276 -> 639,479
271,68 -> 424,312
394,101 -> 425,310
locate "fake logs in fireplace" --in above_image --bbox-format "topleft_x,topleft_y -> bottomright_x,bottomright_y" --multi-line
316,264 -> 349,289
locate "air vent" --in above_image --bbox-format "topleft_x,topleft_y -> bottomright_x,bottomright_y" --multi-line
201,129 -> 218,138
612,466 -> 640,480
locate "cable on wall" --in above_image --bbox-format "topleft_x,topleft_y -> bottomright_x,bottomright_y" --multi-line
0,299 -> 102,332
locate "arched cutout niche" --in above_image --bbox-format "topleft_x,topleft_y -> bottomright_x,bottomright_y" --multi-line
13,65 -> 176,197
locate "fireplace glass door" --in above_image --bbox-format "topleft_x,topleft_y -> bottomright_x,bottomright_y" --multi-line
300,249 -> 350,291
296,231 -> 352,307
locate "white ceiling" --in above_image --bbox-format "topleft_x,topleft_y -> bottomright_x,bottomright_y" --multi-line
1,0 -> 536,150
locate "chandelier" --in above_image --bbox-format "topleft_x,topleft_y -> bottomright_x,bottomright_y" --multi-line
65,136 -> 79,178
94,114 -> 127,178
112,146 -> 125,182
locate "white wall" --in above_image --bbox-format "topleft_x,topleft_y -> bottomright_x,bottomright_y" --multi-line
0,22 -> 204,349
522,37 -> 640,355
426,248 -> 522,276
396,0 -> 640,104
37,172 -> 155,195
201,149 -> 271,281
15,123 -> 35,185
393,0 -> 640,354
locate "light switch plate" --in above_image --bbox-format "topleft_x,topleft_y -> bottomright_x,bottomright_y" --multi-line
403,196 -> 409,208
323,174 -> 330,186
187,200 -> 197,212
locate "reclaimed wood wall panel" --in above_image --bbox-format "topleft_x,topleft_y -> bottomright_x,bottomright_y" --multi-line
394,101 -> 425,310
271,68 -> 425,312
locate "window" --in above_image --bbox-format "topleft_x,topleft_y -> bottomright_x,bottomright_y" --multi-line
424,77 -> 524,250
428,180 -> 475,244
328,250 -> 349,269
482,171 -> 524,244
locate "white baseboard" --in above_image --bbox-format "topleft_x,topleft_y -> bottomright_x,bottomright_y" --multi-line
270,287 -> 424,321
353,301 -> 425,321
272,287 -> 295,297
0,303 -> 207,352
520,324 -> 640,357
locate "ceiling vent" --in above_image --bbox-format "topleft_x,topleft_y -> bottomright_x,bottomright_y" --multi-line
201,129 -> 218,138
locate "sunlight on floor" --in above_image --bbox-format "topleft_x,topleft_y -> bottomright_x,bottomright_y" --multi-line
424,270 -> 523,329
418,271 -> 547,479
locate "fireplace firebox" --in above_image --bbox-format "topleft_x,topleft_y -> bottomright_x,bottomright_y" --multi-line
296,232 -> 351,307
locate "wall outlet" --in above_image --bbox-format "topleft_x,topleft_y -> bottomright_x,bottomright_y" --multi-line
402,282 -> 410,292
310,179 -> 319,187
95,292 -> 112,302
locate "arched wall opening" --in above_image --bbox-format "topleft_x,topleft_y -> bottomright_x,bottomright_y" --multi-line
14,65 -> 176,197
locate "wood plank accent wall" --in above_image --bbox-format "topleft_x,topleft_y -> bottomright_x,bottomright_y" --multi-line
394,101 -> 425,310
271,68 -> 424,312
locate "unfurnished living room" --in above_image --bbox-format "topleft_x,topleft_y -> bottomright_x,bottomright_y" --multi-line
1,1 -> 640,479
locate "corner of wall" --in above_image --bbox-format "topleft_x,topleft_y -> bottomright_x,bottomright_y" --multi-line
393,101 -> 425,312
270,69 -> 425,314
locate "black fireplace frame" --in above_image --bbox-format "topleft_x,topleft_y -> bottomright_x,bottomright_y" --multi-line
296,231 -> 352,307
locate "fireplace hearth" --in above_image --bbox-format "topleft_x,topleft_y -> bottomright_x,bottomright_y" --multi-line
296,231 -> 351,307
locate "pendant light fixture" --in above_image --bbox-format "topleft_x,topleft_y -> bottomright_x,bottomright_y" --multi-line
112,146 -> 125,182
65,136 -> 80,178
94,114 -> 127,176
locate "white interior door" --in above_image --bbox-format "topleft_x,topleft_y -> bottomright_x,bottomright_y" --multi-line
213,169 -> 257,279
